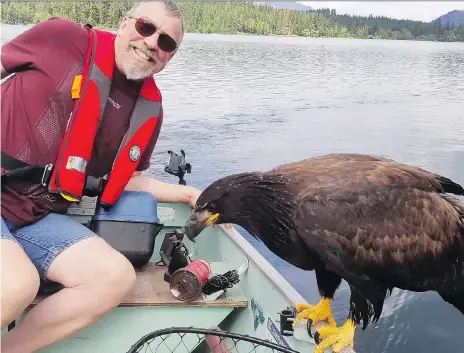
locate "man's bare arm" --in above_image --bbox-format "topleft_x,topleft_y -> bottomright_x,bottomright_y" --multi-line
125,171 -> 200,208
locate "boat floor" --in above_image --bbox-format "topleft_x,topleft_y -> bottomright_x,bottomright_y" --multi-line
29,262 -> 248,308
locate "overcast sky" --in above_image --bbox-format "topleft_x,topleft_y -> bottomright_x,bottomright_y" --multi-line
299,1 -> 464,22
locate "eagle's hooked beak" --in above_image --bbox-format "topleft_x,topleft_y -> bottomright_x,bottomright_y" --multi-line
185,211 -> 220,242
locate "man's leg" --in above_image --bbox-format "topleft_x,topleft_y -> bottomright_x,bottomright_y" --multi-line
1,213 -> 136,353
1,218 -> 40,327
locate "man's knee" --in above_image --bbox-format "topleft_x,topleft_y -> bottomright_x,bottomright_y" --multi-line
76,250 -> 136,314
92,251 -> 137,298
47,237 -> 136,301
1,240 -> 40,327
3,266 -> 40,301
1,239 -> 41,300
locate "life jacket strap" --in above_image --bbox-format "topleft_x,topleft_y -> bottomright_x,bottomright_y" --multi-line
1,151 -> 106,197
1,151 -> 53,187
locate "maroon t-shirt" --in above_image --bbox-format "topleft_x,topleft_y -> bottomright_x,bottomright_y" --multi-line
1,17 -> 163,227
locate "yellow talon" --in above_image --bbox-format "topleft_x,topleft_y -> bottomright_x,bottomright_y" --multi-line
314,318 -> 356,353
292,297 -> 337,329
295,303 -> 315,312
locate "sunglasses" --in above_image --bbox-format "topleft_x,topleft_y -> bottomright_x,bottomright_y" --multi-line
129,16 -> 178,53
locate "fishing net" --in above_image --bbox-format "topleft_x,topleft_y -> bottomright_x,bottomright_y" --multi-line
126,327 -> 300,353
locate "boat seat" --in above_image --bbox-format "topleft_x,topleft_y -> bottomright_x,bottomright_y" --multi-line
28,262 -> 248,309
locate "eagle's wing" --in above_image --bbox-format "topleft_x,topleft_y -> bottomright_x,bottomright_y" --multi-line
292,163 -> 464,296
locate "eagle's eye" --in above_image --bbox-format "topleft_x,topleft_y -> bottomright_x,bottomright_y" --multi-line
205,202 -> 216,212
198,202 -> 215,212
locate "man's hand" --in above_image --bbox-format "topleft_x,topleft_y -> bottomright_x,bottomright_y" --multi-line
188,186 -> 201,209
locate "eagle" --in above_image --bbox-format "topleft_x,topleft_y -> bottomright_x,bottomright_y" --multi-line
184,153 -> 464,353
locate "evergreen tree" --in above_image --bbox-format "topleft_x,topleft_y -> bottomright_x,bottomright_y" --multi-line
1,1 -> 462,42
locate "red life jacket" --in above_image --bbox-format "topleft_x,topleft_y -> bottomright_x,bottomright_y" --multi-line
1,26 -> 162,210
46,26 -> 162,208
1,26 -> 161,207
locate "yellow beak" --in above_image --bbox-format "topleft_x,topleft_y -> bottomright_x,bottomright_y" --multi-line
206,213 -> 220,225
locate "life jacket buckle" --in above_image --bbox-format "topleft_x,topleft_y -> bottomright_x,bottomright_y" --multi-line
83,175 -> 107,197
41,164 -> 54,187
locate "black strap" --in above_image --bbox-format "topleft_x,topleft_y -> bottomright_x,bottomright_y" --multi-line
1,151 -> 48,184
1,151 -> 33,169
84,176 -> 108,197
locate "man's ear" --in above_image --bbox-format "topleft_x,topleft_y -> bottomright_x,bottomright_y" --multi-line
117,17 -> 128,36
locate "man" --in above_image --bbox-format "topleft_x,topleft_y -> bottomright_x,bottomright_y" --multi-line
1,1 -> 200,352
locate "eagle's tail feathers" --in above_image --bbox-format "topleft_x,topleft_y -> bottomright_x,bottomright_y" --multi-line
349,287 -> 387,330
438,176 -> 464,196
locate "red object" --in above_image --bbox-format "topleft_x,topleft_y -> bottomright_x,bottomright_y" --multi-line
169,259 -> 212,301
47,27 -> 162,208
185,259 -> 211,284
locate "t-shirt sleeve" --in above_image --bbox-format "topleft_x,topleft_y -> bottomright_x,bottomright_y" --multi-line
136,105 -> 164,172
1,17 -> 86,74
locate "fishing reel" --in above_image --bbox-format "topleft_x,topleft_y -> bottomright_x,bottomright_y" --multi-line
159,227 -> 246,300
159,227 -> 191,282
164,149 -> 191,185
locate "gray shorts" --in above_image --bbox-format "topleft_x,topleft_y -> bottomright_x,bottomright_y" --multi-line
1,213 -> 97,279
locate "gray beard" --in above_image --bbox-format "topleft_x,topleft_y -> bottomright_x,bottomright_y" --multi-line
119,48 -> 154,81
122,65 -> 151,81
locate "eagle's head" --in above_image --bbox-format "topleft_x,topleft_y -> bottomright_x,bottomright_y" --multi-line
184,171 -> 293,241
184,172 -> 250,241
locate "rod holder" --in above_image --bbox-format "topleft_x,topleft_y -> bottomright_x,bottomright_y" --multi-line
279,307 -> 296,336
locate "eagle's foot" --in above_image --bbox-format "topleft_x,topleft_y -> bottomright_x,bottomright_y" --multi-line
292,297 -> 336,332
313,318 -> 356,353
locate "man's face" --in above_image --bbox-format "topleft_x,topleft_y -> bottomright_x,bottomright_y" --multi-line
115,2 -> 183,81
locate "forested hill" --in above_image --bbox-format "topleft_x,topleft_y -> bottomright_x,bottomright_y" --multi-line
1,1 -> 463,42
433,10 -> 464,29
312,7 -> 464,41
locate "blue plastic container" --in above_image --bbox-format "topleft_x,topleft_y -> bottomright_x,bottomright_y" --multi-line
90,191 -> 163,268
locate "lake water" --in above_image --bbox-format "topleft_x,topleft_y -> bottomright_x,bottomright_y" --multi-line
2,24 -> 464,353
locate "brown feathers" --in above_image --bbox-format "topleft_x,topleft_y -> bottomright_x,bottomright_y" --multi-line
196,153 -> 464,327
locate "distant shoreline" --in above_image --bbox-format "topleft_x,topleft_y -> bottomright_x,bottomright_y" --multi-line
1,1 -> 463,43
2,22 -> 462,45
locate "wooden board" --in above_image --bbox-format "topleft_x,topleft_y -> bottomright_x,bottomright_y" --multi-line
29,263 -> 248,308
